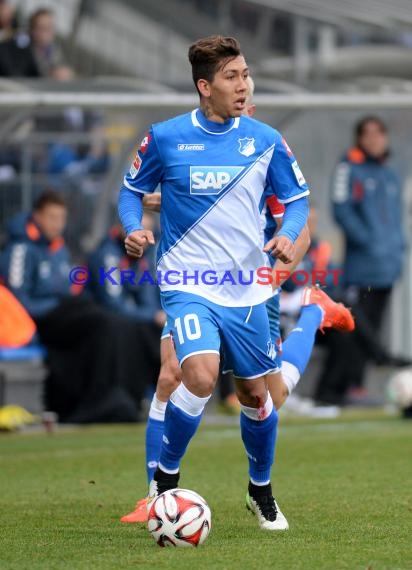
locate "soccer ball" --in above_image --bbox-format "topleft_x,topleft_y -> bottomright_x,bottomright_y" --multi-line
148,488 -> 211,547
387,367 -> 412,409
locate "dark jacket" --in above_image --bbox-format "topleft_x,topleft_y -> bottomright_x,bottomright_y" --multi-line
87,227 -> 161,322
331,147 -> 405,287
0,35 -> 40,77
0,213 -> 71,317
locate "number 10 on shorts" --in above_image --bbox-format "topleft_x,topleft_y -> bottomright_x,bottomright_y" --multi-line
174,314 -> 201,344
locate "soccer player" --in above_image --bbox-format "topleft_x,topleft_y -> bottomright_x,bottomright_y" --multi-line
119,72 -> 354,527
118,36 -> 352,531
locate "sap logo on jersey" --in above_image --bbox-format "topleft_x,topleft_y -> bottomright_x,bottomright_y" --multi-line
190,166 -> 244,195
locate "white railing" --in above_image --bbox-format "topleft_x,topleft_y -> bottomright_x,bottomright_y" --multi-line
1,92 -> 412,109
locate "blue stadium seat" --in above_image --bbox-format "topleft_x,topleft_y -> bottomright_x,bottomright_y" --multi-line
0,344 -> 47,406
0,345 -> 47,361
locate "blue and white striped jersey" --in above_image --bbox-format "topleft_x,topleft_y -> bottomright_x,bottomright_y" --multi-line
124,108 -> 309,306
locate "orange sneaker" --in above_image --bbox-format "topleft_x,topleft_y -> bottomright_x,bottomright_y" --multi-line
120,497 -> 149,523
301,284 -> 355,333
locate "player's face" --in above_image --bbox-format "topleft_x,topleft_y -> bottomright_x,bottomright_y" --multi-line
358,121 -> 388,159
200,56 -> 249,122
33,204 -> 67,241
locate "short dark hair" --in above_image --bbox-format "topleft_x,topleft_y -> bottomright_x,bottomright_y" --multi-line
188,35 -> 241,93
355,116 -> 388,140
33,190 -> 67,212
29,7 -> 53,30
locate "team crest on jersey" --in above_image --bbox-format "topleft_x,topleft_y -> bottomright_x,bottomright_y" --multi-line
238,137 -> 255,157
190,166 -> 244,195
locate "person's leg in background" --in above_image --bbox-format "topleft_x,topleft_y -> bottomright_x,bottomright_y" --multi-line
342,287 -> 392,404
37,297 -> 141,423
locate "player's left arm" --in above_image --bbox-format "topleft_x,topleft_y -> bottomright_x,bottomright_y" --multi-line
264,133 -> 310,263
271,224 -> 310,289
264,197 -> 309,263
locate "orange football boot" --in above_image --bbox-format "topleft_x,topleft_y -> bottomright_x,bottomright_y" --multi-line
120,497 -> 149,523
301,284 -> 355,333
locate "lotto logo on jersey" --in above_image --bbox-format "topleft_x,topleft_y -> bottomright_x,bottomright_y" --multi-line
190,166 -> 244,195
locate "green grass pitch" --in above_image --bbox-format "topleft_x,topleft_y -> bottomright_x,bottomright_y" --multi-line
0,413 -> 411,570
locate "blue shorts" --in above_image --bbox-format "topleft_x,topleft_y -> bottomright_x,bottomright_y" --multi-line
266,291 -> 282,360
161,291 -> 280,379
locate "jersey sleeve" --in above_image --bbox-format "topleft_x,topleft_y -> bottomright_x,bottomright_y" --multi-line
123,128 -> 164,194
267,132 -> 310,204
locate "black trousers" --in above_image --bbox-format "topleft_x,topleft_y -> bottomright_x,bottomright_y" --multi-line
35,296 -> 160,423
314,287 -> 392,404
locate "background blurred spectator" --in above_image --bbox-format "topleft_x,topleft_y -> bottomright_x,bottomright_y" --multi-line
0,0 -> 19,41
279,204 -> 341,416
28,7 -> 73,80
0,7 -> 73,79
0,190 -> 155,423
325,116 -> 409,405
88,215 -> 165,327
0,29 -> 39,78
280,204 -> 340,334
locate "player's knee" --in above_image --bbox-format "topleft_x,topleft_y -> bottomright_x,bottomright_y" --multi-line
189,372 -> 216,396
157,373 -> 180,399
236,383 -> 268,408
183,368 -> 217,396
269,382 -> 289,410
182,357 -> 219,396
157,365 -> 181,399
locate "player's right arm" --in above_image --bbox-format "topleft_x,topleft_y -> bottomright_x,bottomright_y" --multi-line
118,129 -> 164,258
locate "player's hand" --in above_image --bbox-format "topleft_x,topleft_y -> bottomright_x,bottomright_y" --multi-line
263,235 -> 295,264
125,230 -> 155,258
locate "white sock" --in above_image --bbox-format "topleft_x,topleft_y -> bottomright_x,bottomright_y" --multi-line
281,361 -> 301,395
170,382 -> 211,417
148,394 -> 167,422
240,395 -> 274,421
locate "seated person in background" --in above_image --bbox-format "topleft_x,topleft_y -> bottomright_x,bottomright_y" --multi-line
26,7 -> 73,80
0,0 -> 19,41
280,204 -> 340,333
87,215 -> 164,397
87,214 -> 165,328
280,204 -> 342,413
0,7 -> 73,79
0,191 -> 156,423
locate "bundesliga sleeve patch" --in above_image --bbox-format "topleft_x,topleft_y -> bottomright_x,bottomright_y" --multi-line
129,153 -> 141,178
129,132 -> 152,178
291,160 -> 306,187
